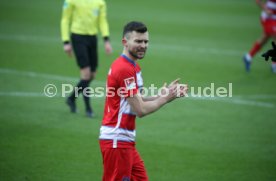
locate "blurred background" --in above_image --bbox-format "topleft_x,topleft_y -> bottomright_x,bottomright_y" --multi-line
0,0 -> 275,180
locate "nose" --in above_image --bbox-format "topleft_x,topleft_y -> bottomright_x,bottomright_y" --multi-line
141,41 -> 147,49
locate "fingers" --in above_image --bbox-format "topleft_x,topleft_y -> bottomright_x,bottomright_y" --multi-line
162,79 -> 188,102
105,46 -> 113,55
168,78 -> 180,87
166,84 -> 178,102
67,50 -> 73,57
64,44 -> 73,57
177,84 -> 188,97
105,42 -> 113,55
169,83 -> 189,98
172,78 -> 180,84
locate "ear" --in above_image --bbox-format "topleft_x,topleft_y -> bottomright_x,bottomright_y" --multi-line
122,38 -> 127,46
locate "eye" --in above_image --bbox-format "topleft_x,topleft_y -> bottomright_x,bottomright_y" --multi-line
135,40 -> 148,44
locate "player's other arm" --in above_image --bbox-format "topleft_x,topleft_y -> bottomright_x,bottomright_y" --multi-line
127,92 -> 173,118
141,79 -> 187,102
142,96 -> 159,102
140,88 -> 159,102
127,79 -> 188,118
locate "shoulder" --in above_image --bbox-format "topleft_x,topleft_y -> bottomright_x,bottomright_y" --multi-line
110,57 -> 135,78
111,57 -> 132,69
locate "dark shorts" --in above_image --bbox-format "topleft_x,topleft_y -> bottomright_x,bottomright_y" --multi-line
71,33 -> 98,72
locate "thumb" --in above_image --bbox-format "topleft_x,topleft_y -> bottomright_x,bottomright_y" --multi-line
169,78 -> 180,87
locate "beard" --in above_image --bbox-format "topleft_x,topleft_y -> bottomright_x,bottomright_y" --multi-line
129,48 -> 147,60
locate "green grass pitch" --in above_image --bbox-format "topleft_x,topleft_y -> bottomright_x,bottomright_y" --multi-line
0,0 -> 276,180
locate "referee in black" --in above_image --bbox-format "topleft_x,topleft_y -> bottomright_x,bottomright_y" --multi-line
61,0 -> 112,117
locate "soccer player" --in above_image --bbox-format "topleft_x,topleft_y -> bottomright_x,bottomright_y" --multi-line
99,21 -> 188,181
243,0 -> 276,73
61,0 -> 113,117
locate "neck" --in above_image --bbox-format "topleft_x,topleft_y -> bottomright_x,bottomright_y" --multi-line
122,49 -> 138,62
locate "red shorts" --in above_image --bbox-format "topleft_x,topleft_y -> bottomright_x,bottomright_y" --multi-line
261,18 -> 276,36
100,147 -> 148,181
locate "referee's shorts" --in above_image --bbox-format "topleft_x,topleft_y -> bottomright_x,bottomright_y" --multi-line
71,33 -> 98,72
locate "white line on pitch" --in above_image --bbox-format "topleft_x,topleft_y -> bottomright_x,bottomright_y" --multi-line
188,96 -> 275,108
0,92 -> 46,97
0,33 -> 242,56
0,68 -> 275,108
0,68 -> 105,86
0,91 -> 274,108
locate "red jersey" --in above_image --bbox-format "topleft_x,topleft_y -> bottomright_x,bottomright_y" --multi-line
99,54 -> 143,148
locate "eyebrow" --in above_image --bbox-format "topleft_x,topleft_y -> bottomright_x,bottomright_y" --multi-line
134,39 -> 149,42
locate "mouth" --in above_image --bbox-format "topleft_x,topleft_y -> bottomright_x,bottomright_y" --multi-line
137,49 -> 146,54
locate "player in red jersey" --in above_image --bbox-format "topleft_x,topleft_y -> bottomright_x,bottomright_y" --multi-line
243,0 -> 276,73
99,21 -> 188,181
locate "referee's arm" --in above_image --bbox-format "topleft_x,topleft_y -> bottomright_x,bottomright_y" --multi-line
99,1 -> 110,41
99,1 -> 112,54
61,0 -> 73,43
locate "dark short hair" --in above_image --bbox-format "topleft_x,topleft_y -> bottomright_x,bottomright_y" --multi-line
123,21 -> 148,37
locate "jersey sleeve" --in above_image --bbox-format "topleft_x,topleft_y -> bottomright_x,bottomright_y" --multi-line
60,0 -> 73,42
117,68 -> 138,98
98,1 -> 110,38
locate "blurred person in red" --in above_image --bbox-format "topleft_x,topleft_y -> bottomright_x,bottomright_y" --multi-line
243,0 -> 276,73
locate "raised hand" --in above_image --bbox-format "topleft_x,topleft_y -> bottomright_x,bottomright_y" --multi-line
177,84 -> 188,97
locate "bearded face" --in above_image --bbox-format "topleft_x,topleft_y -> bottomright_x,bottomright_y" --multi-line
123,31 -> 149,60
